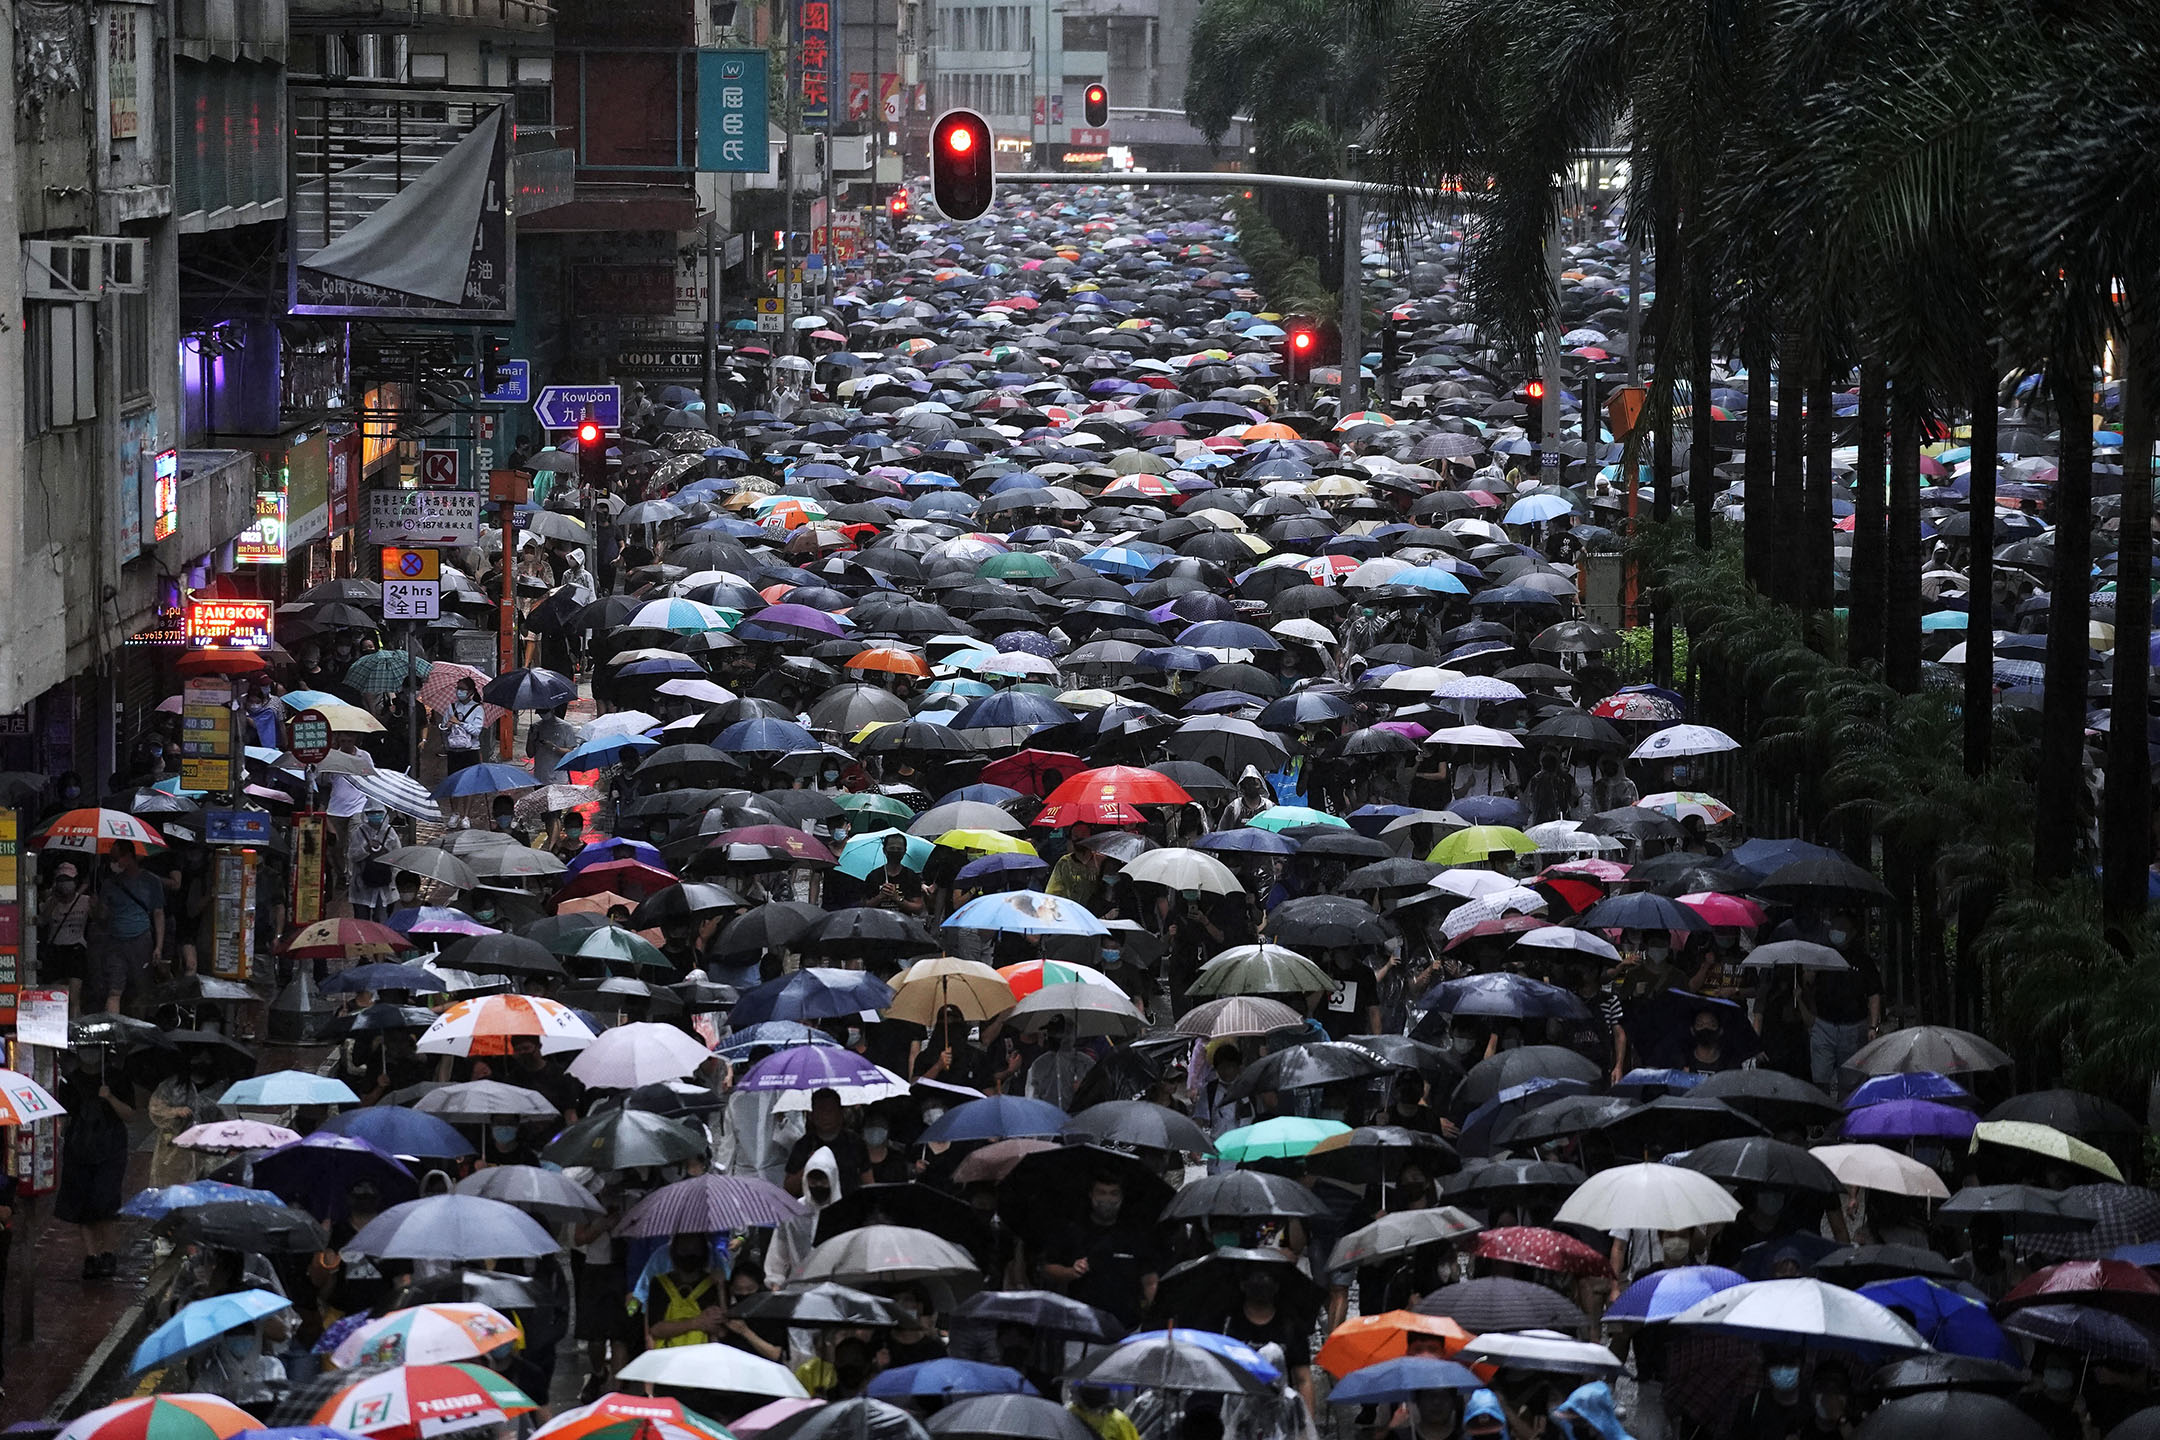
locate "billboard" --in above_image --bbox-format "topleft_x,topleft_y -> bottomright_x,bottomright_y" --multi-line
697,49 -> 770,173
289,91 -> 515,321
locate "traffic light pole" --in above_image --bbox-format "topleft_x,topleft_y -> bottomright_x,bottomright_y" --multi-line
1339,146 -> 1365,414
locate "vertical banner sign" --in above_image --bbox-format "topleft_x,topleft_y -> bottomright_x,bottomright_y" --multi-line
696,50 -> 771,172
292,814 -> 326,927
0,810 -> 19,1008
107,8 -> 140,139
798,0 -> 832,130
879,73 -> 903,124
211,849 -> 256,980
181,676 -> 235,793
848,72 -> 871,121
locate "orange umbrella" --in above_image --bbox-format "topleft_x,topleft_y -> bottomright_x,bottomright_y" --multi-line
846,647 -> 930,678
1316,1311 -> 1475,1377
556,892 -> 637,917
1243,422 -> 1302,441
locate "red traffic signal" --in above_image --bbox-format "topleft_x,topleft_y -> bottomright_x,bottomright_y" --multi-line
577,421 -> 602,447
888,188 -> 911,221
1285,326 -> 1318,383
931,109 -> 996,221
1524,378 -> 1547,402
1083,83 -> 1109,128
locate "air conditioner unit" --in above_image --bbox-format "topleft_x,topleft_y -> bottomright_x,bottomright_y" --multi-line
93,237 -> 149,294
23,240 -> 102,300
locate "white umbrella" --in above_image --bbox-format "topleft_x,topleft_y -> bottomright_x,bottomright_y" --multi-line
348,769 -> 444,823
1630,724 -> 1740,760
1808,1144 -> 1951,1199
1427,724 -> 1523,750
1122,847 -> 1242,895
1554,1162 -> 1742,1232
1457,1330 -> 1624,1376
616,1342 -> 809,1397
1667,1278 -> 1929,1355
1428,869 -> 1522,899
1515,927 -> 1622,963
565,1021 -> 713,1089
1440,887 -> 1547,941
1525,821 -> 1620,855
774,1063 -> 912,1113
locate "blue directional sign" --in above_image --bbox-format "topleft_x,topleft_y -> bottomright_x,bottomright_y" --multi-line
481,359 -> 530,405
534,384 -> 622,431
698,49 -> 771,173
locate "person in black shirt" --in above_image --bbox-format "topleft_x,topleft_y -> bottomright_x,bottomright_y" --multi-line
785,1088 -> 872,1196
1315,950 -> 1381,1040
1042,1176 -> 1159,1332
501,1033 -> 585,1123
1219,1269 -> 1315,1414
881,1286 -> 948,1367
1803,911 -> 1883,1087
865,833 -> 927,915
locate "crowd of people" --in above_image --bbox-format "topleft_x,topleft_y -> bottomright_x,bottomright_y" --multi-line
35,188 -> 2156,1440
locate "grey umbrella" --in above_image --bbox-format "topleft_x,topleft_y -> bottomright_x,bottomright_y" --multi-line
348,1193 -> 560,1261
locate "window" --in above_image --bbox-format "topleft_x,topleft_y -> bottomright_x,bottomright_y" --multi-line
24,303 -> 97,437
515,55 -> 553,124
998,73 -> 1015,114
115,290 -> 152,406
973,7 -> 989,48
409,51 -> 449,82
995,5 -> 1011,49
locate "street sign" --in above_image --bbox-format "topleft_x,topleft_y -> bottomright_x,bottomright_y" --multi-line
534,384 -> 622,431
290,709 -> 332,764
369,490 -> 483,545
382,546 -> 441,581
756,296 -> 785,334
418,447 -> 462,489
480,359 -> 531,404
697,49 -> 772,172
183,599 -> 274,650
1541,450 -> 1562,470
205,810 -> 272,845
384,579 -> 442,620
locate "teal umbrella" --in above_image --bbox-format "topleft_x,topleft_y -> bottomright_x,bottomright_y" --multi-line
837,828 -> 934,879
346,651 -> 432,694
1246,805 -> 1351,832
1215,1116 -> 1352,1162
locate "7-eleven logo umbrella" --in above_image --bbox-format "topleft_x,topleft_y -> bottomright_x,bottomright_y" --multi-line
0,1067 -> 64,1124
37,808 -> 164,853
416,995 -> 596,1058
315,1362 -> 535,1440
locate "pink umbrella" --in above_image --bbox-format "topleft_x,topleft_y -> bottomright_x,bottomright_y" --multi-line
175,1119 -> 302,1152
1544,858 -> 1630,882
730,1400 -> 824,1438
1677,892 -> 1767,929
1371,720 -> 1432,741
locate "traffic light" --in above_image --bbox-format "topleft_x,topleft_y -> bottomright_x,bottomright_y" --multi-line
888,188 -> 911,224
931,109 -> 996,221
576,417 -> 608,494
1520,380 -> 1546,448
1284,323 -> 1318,384
1083,83 -> 1109,128
1381,318 -> 1405,377
481,333 -> 507,393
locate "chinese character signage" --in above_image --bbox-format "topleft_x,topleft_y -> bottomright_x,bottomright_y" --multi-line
698,49 -> 771,173
798,0 -> 832,130
184,599 -> 275,650
149,449 -> 179,541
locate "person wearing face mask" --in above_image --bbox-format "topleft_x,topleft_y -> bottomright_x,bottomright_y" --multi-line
1710,1186 -> 1801,1270
765,1147 -> 841,1290
2016,1348 -> 2088,1440
1215,1264 -> 1316,1419
1737,1353 -> 1811,1440
348,808 -> 401,922
645,1233 -> 727,1348
440,681 -> 487,770
882,1285 -> 946,1366
1042,1176 -> 1159,1332
1680,1008 -> 1742,1075
38,862 -> 92,985
147,1055 -> 220,1188
1800,912 -> 1883,1087
1550,1380 -> 1636,1440
862,1110 -> 910,1184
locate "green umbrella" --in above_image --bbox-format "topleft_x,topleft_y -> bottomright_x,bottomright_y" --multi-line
1186,943 -> 1333,998
1247,804 -> 1351,832
1428,825 -> 1538,865
346,650 -> 432,694
978,552 -> 1060,582
522,913 -> 611,956
1215,1116 -> 1352,1162
833,791 -> 916,823
837,828 -> 935,879
572,924 -> 673,972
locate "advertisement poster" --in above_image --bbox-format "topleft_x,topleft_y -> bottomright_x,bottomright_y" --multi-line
15,990 -> 67,1049
181,676 -> 235,793
211,849 -> 256,980
292,814 -> 326,927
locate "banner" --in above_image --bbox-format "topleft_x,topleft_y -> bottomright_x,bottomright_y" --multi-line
696,49 -> 771,173
879,73 -> 903,124
797,0 -> 832,129
847,72 -> 871,121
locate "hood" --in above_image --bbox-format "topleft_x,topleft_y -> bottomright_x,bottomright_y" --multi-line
1463,1389 -> 1510,1438
803,1144 -> 842,1207
1239,764 -> 1266,785
1556,1381 -> 1630,1440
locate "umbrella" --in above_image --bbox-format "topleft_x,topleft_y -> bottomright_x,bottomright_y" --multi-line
1187,943 -> 1332,998
1215,1116 -> 1351,1162
1809,1144 -> 1952,1198
155,1201 -> 327,1254
251,1133 -> 419,1219
1471,1226 -> 1612,1278
1971,1120 -> 2125,1181
1675,1137 -> 1841,1195
453,1165 -> 606,1222
1986,1089 -> 2142,1137
886,956 -> 1018,1025
1554,1163 -> 1742,1232
1605,1265 -> 1750,1324
615,1172 -> 807,1236
55,1397 -> 261,1440
1457,1331 -> 1624,1376
347,1194 -> 561,1261
793,1225 -> 980,1285
1313,1311 -> 1474,1377
328,1303 -> 521,1369
755,1400 -> 927,1440
173,1119 -> 299,1152
130,1290 -> 292,1373
1065,1332 -> 1273,1395
1163,1170 -> 1332,1222
312,1362 -> 536,1438
1854,1278 -> 2020,1364
530,1394 -> 755,1440
1418,1276 -> 1589,1332
542,1108 -> 708,1170
1063,1100 -> 1215,1155
866,1360 -> 1036,1399
1174,995 -> 1307,1040
925,1396 -> 1092,1440
1322,1358 -> 1484,1405
1842,1026 -> 2011,1076
1668,1278 -> 1930,1357
1937,1184 -> 2100,1233
732,1283 -> 904,1328
611,1349 -> 809,1399
565,1022 -> 714,1089
416,994 -> 595,1057
920,1094 -> 1068,1144
414,1080 -> 563,1121
1852,1393 -> 2050,1440
315,1106 -> 475,1161
218,1071 -> 361,1107
949,1289 -> 1124,1341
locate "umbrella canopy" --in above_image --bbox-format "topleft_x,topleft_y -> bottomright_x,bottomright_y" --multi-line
1668,1278 -> 1931,1358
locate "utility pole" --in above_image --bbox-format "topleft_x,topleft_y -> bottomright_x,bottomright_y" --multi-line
1339,144 -> 1364,414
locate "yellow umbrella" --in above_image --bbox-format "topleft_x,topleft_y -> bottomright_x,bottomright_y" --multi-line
1970,1121 -> 2124,1182
885,956 -> 1017,1025
1428,826 -> 1537,865
315,702 -> 386,734
936,829 -> 1038,856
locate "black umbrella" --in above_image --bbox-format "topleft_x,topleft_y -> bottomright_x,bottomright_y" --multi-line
1345,1034 -> 1466,1090
1155,1247 -> 1325,1327
438,932 -> 567,979
732,1282 -> 905,1327
1869,1353 -> 2029,1398
997,1144 -> 1175,1245
949,1289 -> 1124,1341
1457,1046 -> 1605,1107
1439,1158 -> 1588,1208
1985,1089 -> 2143,1137
1757,855 -> 1896,905
765,1398 -> 930,1440
1162,1170 -> 1332,1222
1062,1100 -> 1215,1155
1599,1095 -> 1767,1152
1851,1391 -> 2047,1440
540,1107 -> 707,1170
816,1182 -> 995,1259
156,1200 -> 327,1253
1494,1094 -> 1638,1147
1417,1275 -> 1589,1332
1675,1137 -> 1841,1195
712,900 -> 829,957
1223,1040 -> 1397,1101
1689,1068 -> 1843,1129
1816,1243 -> 1958,1285
1064,1333 -> 1271,1395
808,906 -> 941,956
928,1395 -> 1093,1440
1303,1125 -> 1462,1184
1265,894 -> 1393,948
630,881 -> 752,928
1938,1185 -> 2100,1234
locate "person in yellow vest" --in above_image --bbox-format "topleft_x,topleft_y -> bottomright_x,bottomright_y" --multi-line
1068,1384 -> 1143,1440
645,1234 -> 725,1349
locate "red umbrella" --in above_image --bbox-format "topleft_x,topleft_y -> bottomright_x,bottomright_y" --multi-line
1043,765 -> 1193,808
551,859 -> 680,904
1531,874 -> 1606,914
1472,1225 -> 1612,1278
1444,915 -> 1552,950
1678,892 -> 1768,928
176,648 -> 269,676
709,826 -> 837,865
979,748 -> 1088,797
2002,1260 -> 2160,1317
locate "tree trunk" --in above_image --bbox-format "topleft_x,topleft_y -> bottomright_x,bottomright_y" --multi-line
1691,264 -> 1715,551
1885,378 -> 1924,692
1804,358 -> 1836,628
1743,327 -> 1775,591
2033,359 -> 2094,884
1774,338 -> 1806,607
2102,329 -> 2154,936
1964,351 -> 1997,775
1848,359 -> 1888,667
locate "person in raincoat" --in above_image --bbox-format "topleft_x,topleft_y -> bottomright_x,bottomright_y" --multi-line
1551,1381 -> 1635,1440
763,1144 -> 840,1290
1221,766 -> 1278,828
347,806 -> 401,922
1462,1389 -> 1511,1439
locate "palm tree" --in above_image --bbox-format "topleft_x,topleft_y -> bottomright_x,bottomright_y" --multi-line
1848,360 -> 1888,668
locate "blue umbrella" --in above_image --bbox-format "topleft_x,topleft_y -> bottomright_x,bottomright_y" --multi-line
866,1359 -> 1039,1398
1605,1265 -> 1748,1323
567,838 -> 667,875
432,763 -> 541,799
316,1105 -> 476,1161
1579,891 -> 1711,933
944,890 -> 1110,936
1325,1358 -> 1482,1405
729,967 -> 897,1027
561,732 -> 660,768
1857,1277 -> 2020,1364
1844,1072 -> 1971,1109
1419,972 -> 1591,1021
220,1070 -> 361,1107
131,1289 -> 292,1372
1388,567 -> 1473,595
1178,621 -> 1283,652
919,1095 -> 1068,1144
253,1133 -> 420,1218
716,717 -> 819,754
1506,493 -> 1579,525
956,852 -> 1049,884
837,828 -> 935,879
321,962 -> 444,995
121,1181 -> 285,1219
715,1021 -> 842,1060
1115,1329 -> 1282,1382
1449,794 -> 1530,827
951,693 -> 1077,729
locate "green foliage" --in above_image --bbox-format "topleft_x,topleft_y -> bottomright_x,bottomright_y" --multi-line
1230,201 -> 1338,321
1185,0 -> 1392,178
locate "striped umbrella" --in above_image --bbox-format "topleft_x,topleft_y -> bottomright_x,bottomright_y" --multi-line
530,1395 -> 736,1440
348,769 -> 443,822
37,807 -> 165,853
615,1172 -> 808,1237
416,995 -> 596,1058
314,1362 -> 536,1439
58,1397 -> 260,1440
330,1303 -> 520,1369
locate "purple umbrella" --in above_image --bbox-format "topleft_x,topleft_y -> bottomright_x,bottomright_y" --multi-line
1842,1099 -> 1980,1142
616,1172 -> 808,1236
755,603 -> 846,638
736,1045 -> 888,1093
252,1132 -> 419,1221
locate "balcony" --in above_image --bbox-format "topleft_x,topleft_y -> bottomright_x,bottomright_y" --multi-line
288,0 -> 552,33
